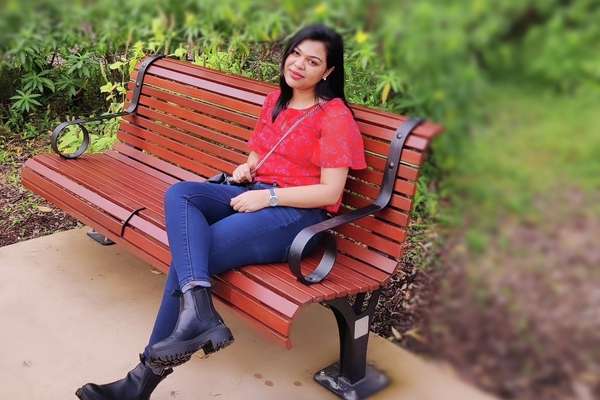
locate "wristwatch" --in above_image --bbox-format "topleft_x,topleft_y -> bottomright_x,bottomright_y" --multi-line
268,187 -> 279,207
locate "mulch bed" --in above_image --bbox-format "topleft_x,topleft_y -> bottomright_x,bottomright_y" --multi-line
0,135 -> 80,247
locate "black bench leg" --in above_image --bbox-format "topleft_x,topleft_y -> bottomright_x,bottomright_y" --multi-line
314,289 -> 389,399
86,229 -> 115,246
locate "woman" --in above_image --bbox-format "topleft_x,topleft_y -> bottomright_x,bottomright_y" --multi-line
76,23 -> 367,400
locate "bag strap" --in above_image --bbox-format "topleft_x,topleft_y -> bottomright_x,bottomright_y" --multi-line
251,100 -> 329,175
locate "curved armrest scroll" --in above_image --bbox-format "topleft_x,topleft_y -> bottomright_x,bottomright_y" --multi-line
50,54 -> 165,159
288,117 -> 424,285
50,112 -> 128,159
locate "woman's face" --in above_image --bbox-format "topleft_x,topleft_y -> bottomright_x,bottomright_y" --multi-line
283,39 -> 334,93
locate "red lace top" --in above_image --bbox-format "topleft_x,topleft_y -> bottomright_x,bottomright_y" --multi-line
248,89 -> 368,214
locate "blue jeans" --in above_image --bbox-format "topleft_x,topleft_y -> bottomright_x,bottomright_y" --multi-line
145,181 -> 328,350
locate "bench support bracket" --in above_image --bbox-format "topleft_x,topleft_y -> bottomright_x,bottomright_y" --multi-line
315,289 -> 389,399
86,229 -> 115,246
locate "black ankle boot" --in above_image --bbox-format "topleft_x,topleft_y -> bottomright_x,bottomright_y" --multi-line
147,286 -> 234,369
75,354 -> 172,400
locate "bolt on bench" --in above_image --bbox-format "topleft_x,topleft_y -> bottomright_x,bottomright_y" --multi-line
21,55 -> 444,399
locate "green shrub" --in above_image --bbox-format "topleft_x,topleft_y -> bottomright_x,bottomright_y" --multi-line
1,0 -> 598,224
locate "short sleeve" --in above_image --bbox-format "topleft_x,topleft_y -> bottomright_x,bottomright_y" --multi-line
310,101 -> 368,170
248,90 -> 279,153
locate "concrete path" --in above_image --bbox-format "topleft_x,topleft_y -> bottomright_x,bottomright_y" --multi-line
0,227 -> 496,400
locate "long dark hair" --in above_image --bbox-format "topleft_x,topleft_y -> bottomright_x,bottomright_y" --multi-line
271,23 -> 351,123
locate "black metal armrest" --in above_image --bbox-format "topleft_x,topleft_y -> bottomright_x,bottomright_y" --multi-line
287,117 -> 424,285
50,54 -> 165,159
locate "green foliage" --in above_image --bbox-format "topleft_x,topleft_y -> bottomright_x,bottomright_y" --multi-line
10,90 -> 42,113
0,0 -> 598,225
441,83 -> 600,235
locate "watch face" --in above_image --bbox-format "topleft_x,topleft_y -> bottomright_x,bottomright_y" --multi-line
269,188 -> 278,206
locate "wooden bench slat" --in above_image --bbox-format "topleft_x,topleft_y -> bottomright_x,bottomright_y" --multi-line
219,270 -> 300,319
242,266 -> 317,304
338,206 -> 408,238
355,121 -> 429,151
75,154 -> 168,209
34,154 -> 166,228
106,150 -> 178,185
90,150 -> 171,192
120,121 -> 237,174
22,168 -> 171,265
349,167 -> 417,198
36,154 -> 157,219
125,114 -> 247,166
352,106 -> 443,140
341,196 -> 409,227
117,131 -> 219,179
126,109 -> 247,163
139,84 -> 258,129
268,265 -> 339,300
114,143 -> 203,183
137,94 -> 253,141
317,258 -> 380,291
344,179 -> 414,214
364,154 -> 420,181
132,74 -> 262,116
147,65 -> 265,105
211,291 -> 292,349
25,158 -> 169,245
336,254 -> 390,282
132,105 -> 249,154
336,223 -> 404,257
363,135 -> 425,166
336,237 -> 398,273
253,265 -> 334,300
212,276 -> 292,337
155,58 -> 273,96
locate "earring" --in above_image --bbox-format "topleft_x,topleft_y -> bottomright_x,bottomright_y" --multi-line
322,76 -> 327,81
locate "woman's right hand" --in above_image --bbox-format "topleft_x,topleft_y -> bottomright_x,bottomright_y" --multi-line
231,163 -> 253,183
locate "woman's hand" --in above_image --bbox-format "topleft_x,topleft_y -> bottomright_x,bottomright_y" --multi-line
230,190 -> 269,213
230,163 -> 253,183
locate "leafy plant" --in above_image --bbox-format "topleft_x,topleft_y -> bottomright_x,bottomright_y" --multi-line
10,90 -> 42,113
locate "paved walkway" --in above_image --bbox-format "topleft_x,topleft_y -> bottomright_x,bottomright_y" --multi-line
0,227 -> 496,399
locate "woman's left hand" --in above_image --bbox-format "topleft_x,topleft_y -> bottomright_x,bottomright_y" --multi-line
230,190 -> 269,213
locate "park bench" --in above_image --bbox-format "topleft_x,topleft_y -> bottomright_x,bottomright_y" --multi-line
21,55 -> 443,399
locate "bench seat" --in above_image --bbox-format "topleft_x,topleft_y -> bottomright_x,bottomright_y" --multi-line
24,144 -> 390,348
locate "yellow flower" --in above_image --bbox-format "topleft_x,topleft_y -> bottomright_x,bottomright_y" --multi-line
314,3 -> 327,16
355,30 -> 369,44
185,12 -> 197,27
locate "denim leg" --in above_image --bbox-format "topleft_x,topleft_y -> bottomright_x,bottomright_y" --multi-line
207,204 -> 328,276
149,181 -> 327,349
163,181 -> 247,292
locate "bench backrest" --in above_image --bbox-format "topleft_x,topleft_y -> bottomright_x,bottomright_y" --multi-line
122,57 -> 443,279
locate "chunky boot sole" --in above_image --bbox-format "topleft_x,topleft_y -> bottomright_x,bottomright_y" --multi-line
75,386 -> 106,400
148,324 -> 234,369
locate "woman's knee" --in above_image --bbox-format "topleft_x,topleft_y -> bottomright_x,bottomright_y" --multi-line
164,181 -> 208,204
